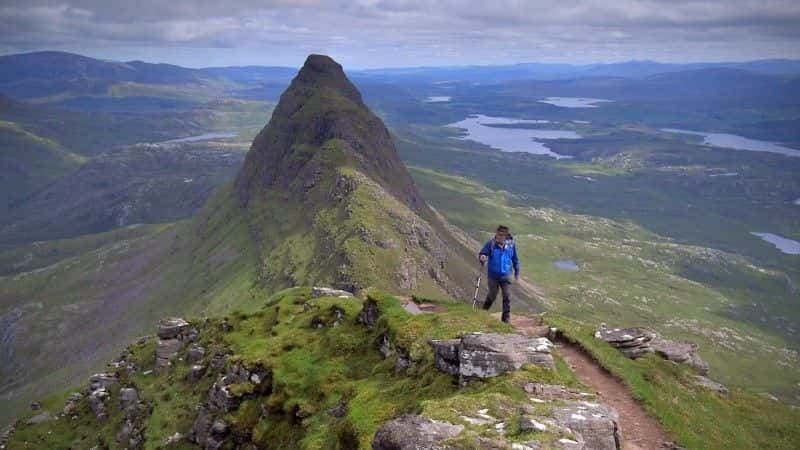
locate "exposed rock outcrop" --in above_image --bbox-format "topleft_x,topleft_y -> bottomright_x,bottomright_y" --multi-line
692,375 -> 729,395
357,298 -> 381,328
372,414 -> 464,450
595,325 -> 709,375
312,286 -> 354,298
155,317 -> 195,372
192,362 -> 272,448
430,333 -> 554,382
157,317 -> 190,339
551,401 -> 621,450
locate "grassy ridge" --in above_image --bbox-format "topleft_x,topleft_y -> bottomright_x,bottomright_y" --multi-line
7,289 -> 800,449
0,120 -> 84,207
409,167 -> 800,400
549,315 -> 800,449
0,185 -> 263,427
4,289 -> 581,449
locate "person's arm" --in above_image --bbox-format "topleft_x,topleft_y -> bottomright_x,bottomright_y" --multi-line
478,240 -> 491,263
512,245 -> 520,278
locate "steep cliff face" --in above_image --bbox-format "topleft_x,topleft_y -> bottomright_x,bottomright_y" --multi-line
229,54 -> 475,296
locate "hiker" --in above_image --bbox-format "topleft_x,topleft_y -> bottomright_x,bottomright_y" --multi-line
478,225 -> 519,323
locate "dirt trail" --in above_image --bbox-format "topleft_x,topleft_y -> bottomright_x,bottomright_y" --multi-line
509,315 -> 672,450
399,297 -> 671,449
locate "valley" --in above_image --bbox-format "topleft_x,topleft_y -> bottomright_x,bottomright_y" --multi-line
0,51 -> 799,448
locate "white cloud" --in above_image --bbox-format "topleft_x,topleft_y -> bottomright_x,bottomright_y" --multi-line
0,0 -> 798,67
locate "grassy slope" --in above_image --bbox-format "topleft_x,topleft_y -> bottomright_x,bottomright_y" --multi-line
3,289 -> 584,450
549,315 -> 800,450
0,120 -> 84,206
409,167 -> 800,400
0,185 -> 261,427
395,121 -> 800,278
8,289 -> 800,449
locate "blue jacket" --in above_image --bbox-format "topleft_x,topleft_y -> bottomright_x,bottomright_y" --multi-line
479,236 -> 519,279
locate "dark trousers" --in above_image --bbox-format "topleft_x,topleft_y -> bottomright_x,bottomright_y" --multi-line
483,275 -> 512,322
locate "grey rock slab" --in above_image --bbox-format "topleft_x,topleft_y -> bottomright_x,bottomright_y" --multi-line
187,345 -> 206,363
692,375 -> 729,395
187,364 -> 208,382
459,333 -> 555,378
158,317 -> 190,339
119,387 -> 139,410
551,401 -> 620,450
312,287 -> 354,298
372,414 -> 464,450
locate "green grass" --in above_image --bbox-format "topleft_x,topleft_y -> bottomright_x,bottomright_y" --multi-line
549,314 -> 800,449
408,167 -> 800,400
11,288 -> 798,448
5,289 -> 579,449
0,120 -> 84,207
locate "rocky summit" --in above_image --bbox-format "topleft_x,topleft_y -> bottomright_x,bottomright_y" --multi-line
226,54 -> 479,298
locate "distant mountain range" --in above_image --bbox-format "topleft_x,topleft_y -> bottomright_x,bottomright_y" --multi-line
2,51 -> 800,101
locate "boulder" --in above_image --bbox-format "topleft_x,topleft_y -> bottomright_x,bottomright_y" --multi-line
156,338 -> 183,370
395,348 -> 412,372
595,325 -> 709,375
117,414 -> 145,450
208,381 -> 240,413
692,375 -> 729,396
191,407 -> 229,450
312,287 -> 354,298
89,388 -> 110,421
119,387 -> 139,410
372,415 -> 464,450
190,407 -> 214,447
429,339 -> 461,376
551,401 -> 620,450
63,393 -> 83,415
158,317 -> 190,339
328,402 -> 347,418
650,338 -> 709,375
358,298 -> 381,328
459,333 -> 555,379
594,326 -> 654,359
430,333 -> 555,382
89,373 -> 119,391
210,419 -> 228,436
187,345 -> 206,363
375,332 -> 392,359
209,351 -> 229,371
206,363 -> 271,413
187,364 -> 208,382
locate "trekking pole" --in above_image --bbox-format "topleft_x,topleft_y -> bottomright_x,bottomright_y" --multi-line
472,261 -> 485,310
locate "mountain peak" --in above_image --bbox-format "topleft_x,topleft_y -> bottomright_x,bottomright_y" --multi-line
291,54 -> 363,104
235,53 -> 417,209
228,54 -> 477,296
300,54 -> 344,76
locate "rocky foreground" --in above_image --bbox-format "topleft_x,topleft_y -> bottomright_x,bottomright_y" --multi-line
4,288 -> 625,450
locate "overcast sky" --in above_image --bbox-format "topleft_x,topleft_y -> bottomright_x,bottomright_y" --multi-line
1,0 -> 799,68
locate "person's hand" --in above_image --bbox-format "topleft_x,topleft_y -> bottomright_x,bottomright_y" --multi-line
479,254 -> 487,263
514,273 -> 520,282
